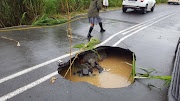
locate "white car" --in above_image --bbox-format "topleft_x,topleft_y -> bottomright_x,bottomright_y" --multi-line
168,0 -> 180,5
122,0 -> 156,14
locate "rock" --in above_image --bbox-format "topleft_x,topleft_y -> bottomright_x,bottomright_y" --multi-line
83,53 -> 98,63
88,68 -> 93,74
83,69 -> 89,75
57,60 -> 70,72
79,73 -> 83,77
76,68 -> 93,77
77,70 -> 82,74
99,68 -> 104,73
96,65 -> 104,73
96,65 -> 101,69
57,60 -> 64,71
82,63 -> 92,68
88,58 -> 96,67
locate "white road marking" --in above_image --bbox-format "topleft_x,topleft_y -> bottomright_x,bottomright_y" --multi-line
0,10 -> 178,101
113,13 -> 176,46
96,10 -> 177,47
113,12 -> 177,46
0,52 -> 75,84
0,11 -> 172,84
0,72 -> 58,101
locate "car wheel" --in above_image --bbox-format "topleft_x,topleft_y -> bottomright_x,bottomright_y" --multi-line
168,2 -> 170,4
142,5 -> 147,14
151,4 -> 155,12
122,6 -> 127,12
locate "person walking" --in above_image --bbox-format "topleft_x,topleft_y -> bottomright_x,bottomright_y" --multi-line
87,0 -> 105,38
103,0 -> 109,11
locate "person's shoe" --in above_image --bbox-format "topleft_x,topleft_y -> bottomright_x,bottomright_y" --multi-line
87,33 -> 92,38
100,29 -> 105,32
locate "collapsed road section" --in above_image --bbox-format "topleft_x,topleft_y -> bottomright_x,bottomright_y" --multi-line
57,46 -> 135,88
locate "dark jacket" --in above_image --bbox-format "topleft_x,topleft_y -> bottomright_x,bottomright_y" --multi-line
88,0 -> 102,18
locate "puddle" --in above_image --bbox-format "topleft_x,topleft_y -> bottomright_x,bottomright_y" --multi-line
58,46 -> 134,88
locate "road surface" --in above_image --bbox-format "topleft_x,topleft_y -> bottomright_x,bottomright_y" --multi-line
0,4 -> 180,101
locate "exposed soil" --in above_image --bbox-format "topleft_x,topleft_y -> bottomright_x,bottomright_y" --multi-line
58,46 -> 134,88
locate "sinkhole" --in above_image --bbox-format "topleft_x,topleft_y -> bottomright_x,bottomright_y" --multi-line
58,46 -> 135,88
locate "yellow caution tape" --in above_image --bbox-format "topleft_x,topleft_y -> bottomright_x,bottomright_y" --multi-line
1,36 -> 21,46
0,16 -> 87,46
0,16 -> 87,32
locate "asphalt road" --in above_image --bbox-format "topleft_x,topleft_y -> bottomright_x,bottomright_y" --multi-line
0,4 -> 180,101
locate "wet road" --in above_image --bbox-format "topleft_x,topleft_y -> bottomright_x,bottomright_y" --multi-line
0,4 -> 180,101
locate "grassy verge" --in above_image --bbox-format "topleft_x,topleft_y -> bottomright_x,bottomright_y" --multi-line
0,1 -> 168,28
32,2 -> 168,26
32,15 -> 69,26
32,7 -> 121,26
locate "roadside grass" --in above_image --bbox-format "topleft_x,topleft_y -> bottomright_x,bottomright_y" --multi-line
156,0 -> 168,4
32,15 -> 68,26
31,2 -> 169,26
0,0 -> 168,28
32,7 -> 121,26
20,12 -> 27,25
128,53 -> 172,89
0,0 -> 44,27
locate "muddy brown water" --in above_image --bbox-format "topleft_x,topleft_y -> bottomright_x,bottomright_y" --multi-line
60,56 -> 133,88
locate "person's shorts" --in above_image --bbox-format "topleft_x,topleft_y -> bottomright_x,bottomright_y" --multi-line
88,16 -> 102,25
